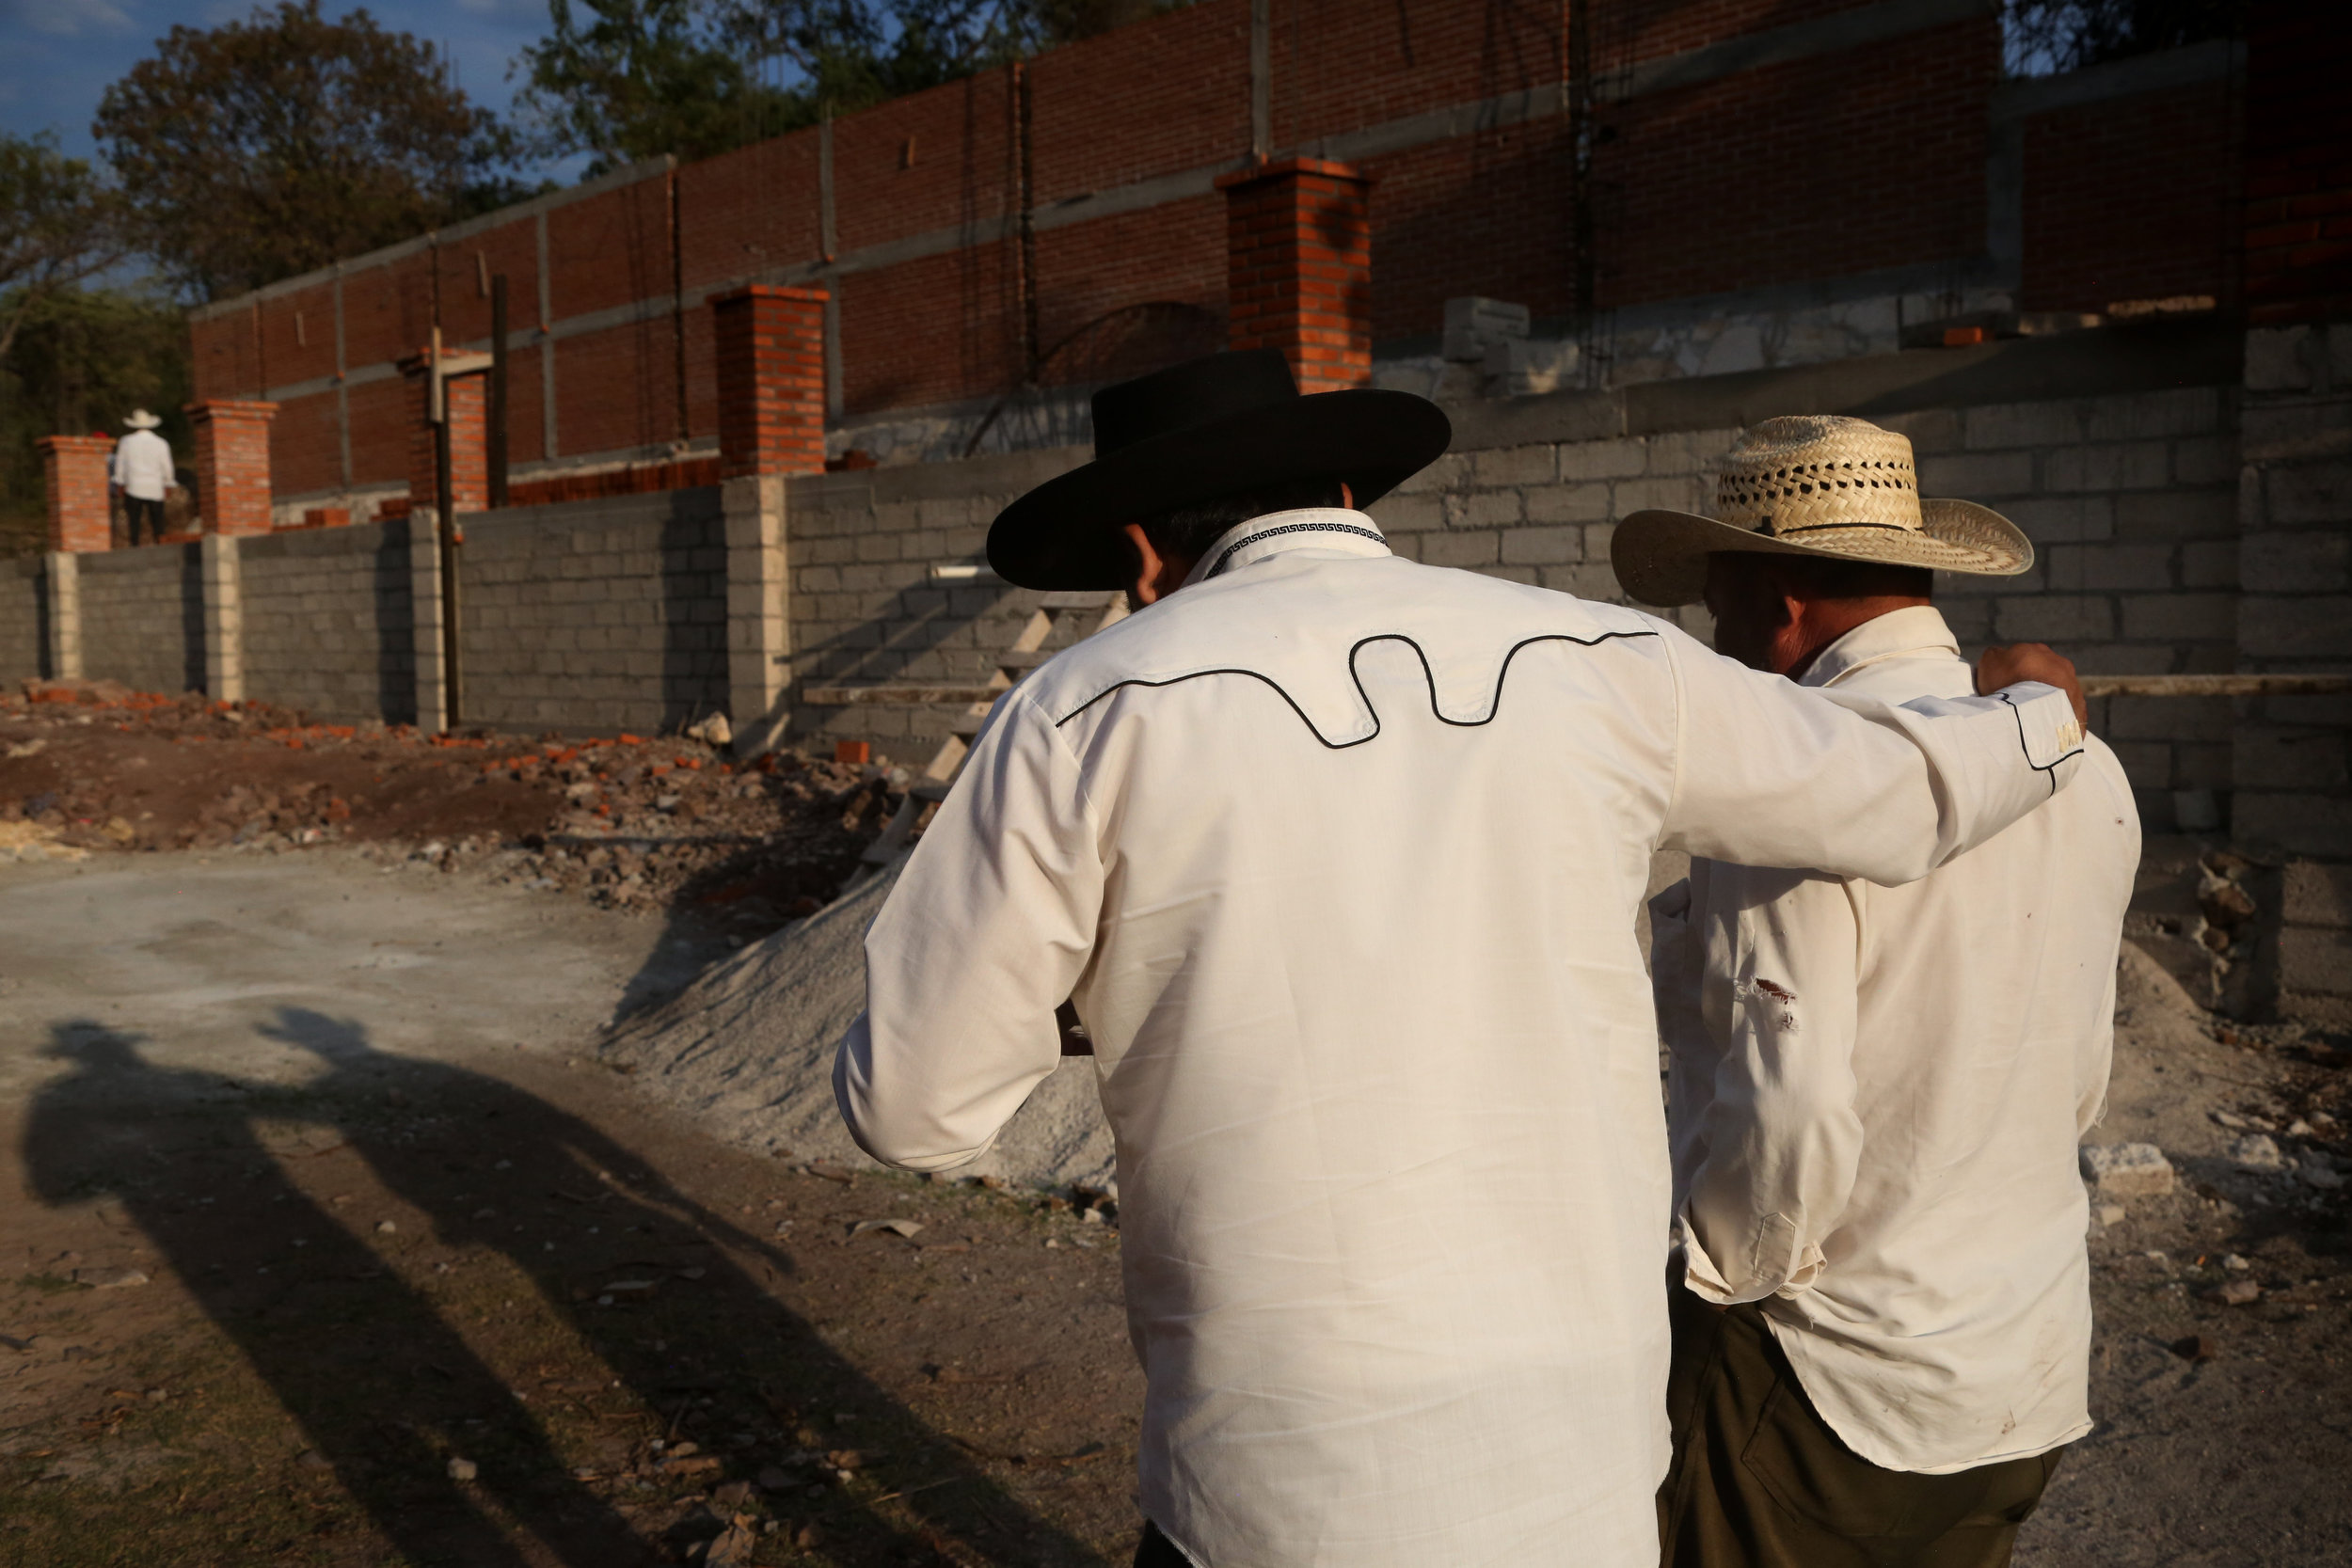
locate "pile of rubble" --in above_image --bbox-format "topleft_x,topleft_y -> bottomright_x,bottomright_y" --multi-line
0,677 -> 904,942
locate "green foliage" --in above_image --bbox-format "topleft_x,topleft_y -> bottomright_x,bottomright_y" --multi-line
0,287 -> 192,557
94,0 -> 524,302
0,133 -> 126,368
517,0 -> 1168,174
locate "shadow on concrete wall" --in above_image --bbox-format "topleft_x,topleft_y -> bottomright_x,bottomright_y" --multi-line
373,518 -> 419,727
177,542 -> 207,698
659,494 -> 728,734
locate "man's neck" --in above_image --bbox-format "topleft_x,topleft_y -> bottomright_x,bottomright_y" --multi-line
1773,597 -> 1931,680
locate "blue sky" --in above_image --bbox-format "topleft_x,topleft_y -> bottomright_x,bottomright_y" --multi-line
0,0 -> 571,176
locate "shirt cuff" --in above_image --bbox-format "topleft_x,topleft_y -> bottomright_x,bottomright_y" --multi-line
1999,682 -> 2087,785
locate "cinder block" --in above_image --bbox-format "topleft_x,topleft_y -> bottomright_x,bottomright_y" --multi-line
1963,402 -> 2081,450
1471,446 -> 1557,487
1644,429 -> 1740,476
2243,325 -> 2313,392
1397,452 -> 1470,495
2085,388 -> 2219,443
2239,400 -> 2352,464
2234,792 -> 2352,859
2115,488 -> 2233,540
2240,595 -> 2352,659
2180,541 -> 2239,589
1524,483 -> 1613,524
1917,451 -> 2036,497
1500,526 -> 1581,565
1422,531 -> 1499,567
2108,692 -> 2232,741
1464,492 -> 1523,528
1869,407 -> 1960,453
1366,493 -> 1443,532
1485,564 -> 1540,586
1539,563 -> 1621,600
1556,440 -> 1646,483
2044,543 -> 2171,592
1995,594 -> 2112,641
2121,592 -> 2233,641
2172,436 -> 2238,487
2106,738 -> 2170,788
2265,461 -> 2352,527
2280,927 -> 2352,997
2242,528 -> 2349,593
2233,726 -> 2347,790
1612,475 -> 1708,515
2283,861 -> 2352,927
2044,441 -> 2169,493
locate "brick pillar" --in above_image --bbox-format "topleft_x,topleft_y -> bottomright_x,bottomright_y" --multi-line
401,349 -> 490,515
1217,158 -> 1374,393
38,436 -> 113,552
712,286 -> 830,478
187,400 -> 278,537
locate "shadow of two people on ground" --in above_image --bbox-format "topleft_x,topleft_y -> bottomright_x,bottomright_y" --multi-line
24,1008 -> 1104,1567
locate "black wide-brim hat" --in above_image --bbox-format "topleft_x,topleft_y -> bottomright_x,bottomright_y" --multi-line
986,349 -> 1453,590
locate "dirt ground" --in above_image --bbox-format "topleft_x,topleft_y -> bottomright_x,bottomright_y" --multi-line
0,684 -> 2347,1566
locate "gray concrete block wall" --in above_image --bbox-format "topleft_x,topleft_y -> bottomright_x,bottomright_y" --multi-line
77,545 -> 202,696
782,448 -> 1086,753
455,488 -> 730,736
238,520 -> 417,725
0,560 -> 46,684
2233,325 -> 2352,862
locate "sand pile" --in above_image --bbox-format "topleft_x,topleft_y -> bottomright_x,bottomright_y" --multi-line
600,859 -> 1116,1189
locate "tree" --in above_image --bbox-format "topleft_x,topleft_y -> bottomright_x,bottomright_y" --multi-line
0,286 -> 191,556
0,134 -> 125,369
516,0 -> 1163,174
2003,0 -> 2242,74
94,1 -> 524,301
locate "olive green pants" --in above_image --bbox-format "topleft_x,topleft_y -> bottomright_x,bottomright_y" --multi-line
1660,1281 -> 2063,1568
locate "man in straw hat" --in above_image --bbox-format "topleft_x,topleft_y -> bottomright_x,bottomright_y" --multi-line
836,356 -> 2090,1568
112,408 -> 175,546
1614,415 -> 2138,1568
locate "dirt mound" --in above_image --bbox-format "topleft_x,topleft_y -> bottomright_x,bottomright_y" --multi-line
601,860 -> 1116,1191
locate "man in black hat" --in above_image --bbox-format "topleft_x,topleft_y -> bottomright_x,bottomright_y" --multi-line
834,351 -> 2089,1568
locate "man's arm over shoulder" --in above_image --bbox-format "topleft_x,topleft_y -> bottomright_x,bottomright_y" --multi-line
1655,623 -> 2085,885
834,693 -> 1105,1169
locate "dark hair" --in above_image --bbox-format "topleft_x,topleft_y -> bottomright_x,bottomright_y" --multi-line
1744,552 -> 1933,601
1132,478 -> 1350,567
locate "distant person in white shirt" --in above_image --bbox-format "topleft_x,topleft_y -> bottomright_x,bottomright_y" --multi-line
1614,416 -> 2139,1568
837,358 -> 2093,1568
112,409 -> 176,546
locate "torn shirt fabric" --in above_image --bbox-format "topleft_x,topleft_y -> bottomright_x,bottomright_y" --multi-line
838,515 -> 2087,1568
1658,604 -> 2139,1475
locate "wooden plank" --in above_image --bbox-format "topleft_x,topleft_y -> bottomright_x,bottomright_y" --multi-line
803,684 -> 1003,705
2080,673 -> 2352,697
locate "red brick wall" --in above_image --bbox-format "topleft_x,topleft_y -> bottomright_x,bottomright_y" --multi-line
40,436 -> 113,553
2242,1 -> 2352,325
188,0 -> 2247,496
2022,78 -> 2242,313
188,400 -> 278,537
713,286 -> 828,477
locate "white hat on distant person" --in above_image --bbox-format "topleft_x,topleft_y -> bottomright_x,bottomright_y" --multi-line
122,409 -> 163,430
1610,414 -> 2033,607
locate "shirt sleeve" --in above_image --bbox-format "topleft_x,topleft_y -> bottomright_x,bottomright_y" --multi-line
834,691 -> 1106,1170
1649,874 -> 1713,1216
1678,867 -> 1864,1305
1656,625 -> 2084,886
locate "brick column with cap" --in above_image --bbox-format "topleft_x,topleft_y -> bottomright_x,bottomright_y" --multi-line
713,285 -> 830,478
39,436 -> 113,553
1217,158 -> 1374,393
187,400 -> 278,537
401,349 -> 489,516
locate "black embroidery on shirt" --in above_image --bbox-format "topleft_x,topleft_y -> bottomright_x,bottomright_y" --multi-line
1994,689 -> 2085,796
1205,522 -> 1390,578
1051,629 -> 1661,749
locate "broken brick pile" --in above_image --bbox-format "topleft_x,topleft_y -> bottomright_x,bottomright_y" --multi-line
0,678 -> 908,942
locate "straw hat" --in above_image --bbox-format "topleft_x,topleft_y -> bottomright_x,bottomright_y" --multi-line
122,409 -> 163,430
1610,415 -> 2031,607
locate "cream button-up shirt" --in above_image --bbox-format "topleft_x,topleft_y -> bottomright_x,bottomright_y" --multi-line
1656,604 -> 2138,1475
836,515 -> 2087,1567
